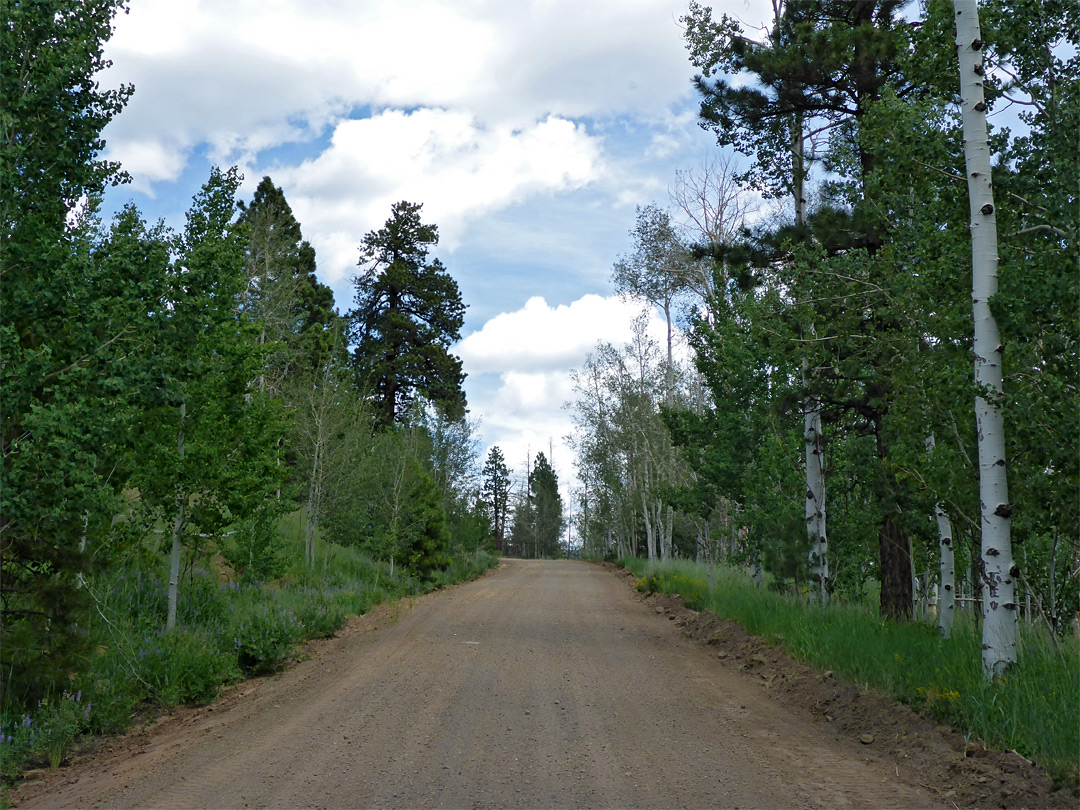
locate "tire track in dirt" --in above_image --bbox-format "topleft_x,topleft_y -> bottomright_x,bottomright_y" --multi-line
13,559 -> 938,809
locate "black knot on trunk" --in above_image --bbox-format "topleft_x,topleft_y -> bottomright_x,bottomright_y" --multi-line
994,502 -> 1013,518
974,101 -> 987,112
971,38 -> 983,50
981,203 -> 995,215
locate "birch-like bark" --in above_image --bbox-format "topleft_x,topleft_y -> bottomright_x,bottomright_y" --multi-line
954,0 -> 1016,677
641,487 -> 657,562
167,402 -> 186,632
791,103 -> 828,607
804,391 -> 828,607
927,436 -> 957,637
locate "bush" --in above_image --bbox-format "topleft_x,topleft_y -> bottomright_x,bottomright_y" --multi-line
231,604 -> 303,675
136,627 -> 237,706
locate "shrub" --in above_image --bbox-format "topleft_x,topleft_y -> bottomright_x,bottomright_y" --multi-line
231,604 -> 303,675
135,627 -> 237,706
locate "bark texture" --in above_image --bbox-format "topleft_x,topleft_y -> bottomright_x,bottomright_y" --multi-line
954,0 -> 1016,676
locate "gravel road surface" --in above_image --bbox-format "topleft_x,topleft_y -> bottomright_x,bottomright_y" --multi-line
16,559 -> 938,809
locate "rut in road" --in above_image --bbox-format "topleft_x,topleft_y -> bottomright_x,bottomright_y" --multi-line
19,559 -> 938,809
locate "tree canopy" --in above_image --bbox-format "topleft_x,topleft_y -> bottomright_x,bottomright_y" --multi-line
348,201 -> 467,427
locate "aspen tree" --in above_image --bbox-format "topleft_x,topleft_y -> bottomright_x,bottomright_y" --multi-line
953,0 -> 1016,676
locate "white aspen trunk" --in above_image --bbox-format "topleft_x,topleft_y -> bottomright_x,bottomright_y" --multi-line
641,488 -> 657,562
909,534 -> 918,616
1049,529 -> 1058,626
936,503 -> 957,637
954,0 -> 1016,677
664,298 -> 675,408
793,104 -> 828,608
926,435 -> 956,637
804,391 -> 828,607
656,500 -> 669,562
1023,547 -> 1032,624
167,402 -> 186,632
663,504 -> 674,562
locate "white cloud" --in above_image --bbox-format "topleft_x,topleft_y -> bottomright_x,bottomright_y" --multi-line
98,0 -> 734,192
275,110 -> 603,280
457,294 -> 667,374
458,294 -> 672,485
107,139 -> 188,195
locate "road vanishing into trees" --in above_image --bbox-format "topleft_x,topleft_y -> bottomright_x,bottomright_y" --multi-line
17,560 -> 936,809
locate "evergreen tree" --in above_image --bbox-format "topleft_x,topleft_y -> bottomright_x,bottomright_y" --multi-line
481,446 -> 512,553
236,176 -> 336,392
529,452 -> 565,559
348,202 -> 467,427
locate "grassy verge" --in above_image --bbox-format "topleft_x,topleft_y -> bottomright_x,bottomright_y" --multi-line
622,557 -> 1079,786
0,521 -> 496,782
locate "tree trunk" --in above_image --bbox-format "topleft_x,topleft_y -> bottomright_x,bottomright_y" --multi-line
793,107 -> 827,608
804,398 -> 828,607
880,511 -> 913,620
167,402 -> 186,632
641,488 -> 656,562
926,435 -> 956,636
955,0 -> 1016,677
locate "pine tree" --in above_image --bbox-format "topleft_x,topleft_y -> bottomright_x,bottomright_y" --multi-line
529,452 -> 565,559
236,176 -> 336,392
348,202 -> 467,427
482,446 -> 512,553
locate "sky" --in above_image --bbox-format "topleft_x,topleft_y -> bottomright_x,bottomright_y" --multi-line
96,0 -> 774,506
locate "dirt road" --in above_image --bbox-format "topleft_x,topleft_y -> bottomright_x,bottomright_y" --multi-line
17,559 -> 941,809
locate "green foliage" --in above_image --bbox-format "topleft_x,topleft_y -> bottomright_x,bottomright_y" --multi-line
136,627 -> 238,706
481,446 -> 512,552
348,201 -> 467,426
0,0 -> 150,709
1,690 -> 92,776
231,603 -> 305,675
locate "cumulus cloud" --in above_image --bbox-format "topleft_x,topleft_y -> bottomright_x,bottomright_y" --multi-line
457,294 -> 667,374
98,0 -> 762,197
457,294 -> 673,483
274,109 -> 603,272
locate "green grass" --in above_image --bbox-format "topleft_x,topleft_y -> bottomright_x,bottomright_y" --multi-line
623,557 -> 1080,786
0,515 -> 497,783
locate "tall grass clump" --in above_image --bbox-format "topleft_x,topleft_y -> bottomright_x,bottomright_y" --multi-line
624,557 -> 1079,785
